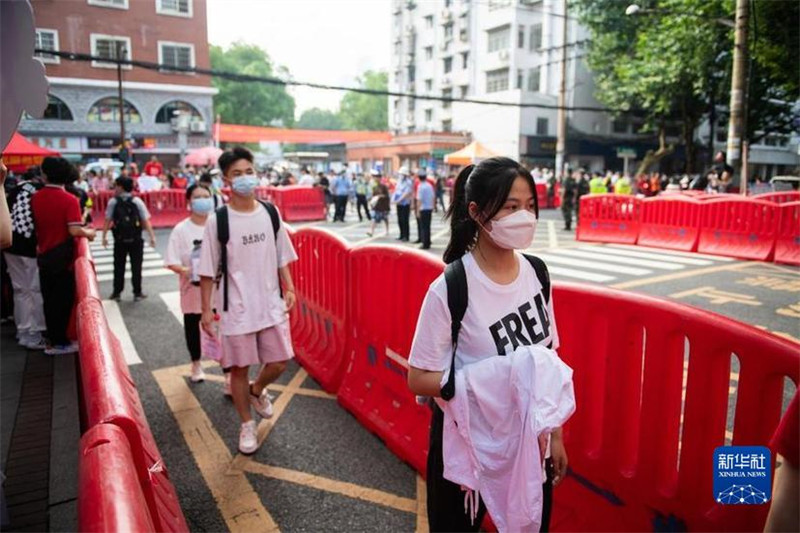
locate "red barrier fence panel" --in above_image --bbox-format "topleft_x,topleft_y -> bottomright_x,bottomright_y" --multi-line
576,194 -> 641,244
753,191 -> 800,204
76,298 -> 189,532
697,198 -> 779,261
288,228 -> 350,393
774,201 -> 800,266
272,185 -> 326,222
141,189 -> 189,228
78,424 -> 156,533
337,245 -> 443,474
90,190 -> 116,228
255,186 -> 274,202
550,282 -> 798,532
74,257 -> 101,303
637,197 -> 701,251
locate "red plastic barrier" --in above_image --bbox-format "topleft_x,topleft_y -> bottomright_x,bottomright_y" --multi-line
697,198 -> 779,261
141,189 -> 190,228
74,256 -> 101,303
76,298 -> 189,532
337,246 -> 443,474
637,197 -> 701,251
78,424 -> 156,533
774,201 -> 800,266
255,186 -> 273,202
288,228 -> 350,392
753,191 -> 800,204
576,194 -> 641,244
551,282 -> 798,532
271,185 -> 326,222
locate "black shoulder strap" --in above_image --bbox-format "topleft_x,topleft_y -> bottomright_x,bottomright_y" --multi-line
441,258 -> 467,401
216,205 -> 230,312
521,253 -> 550,305
258,200 -> 280,241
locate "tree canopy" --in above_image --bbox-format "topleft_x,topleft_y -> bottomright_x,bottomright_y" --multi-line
338,70 -> 389,131
297,107 -> 344,130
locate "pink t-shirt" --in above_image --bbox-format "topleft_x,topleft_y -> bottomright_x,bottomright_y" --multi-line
164,218 -> 207,314
197,204 -> 298,336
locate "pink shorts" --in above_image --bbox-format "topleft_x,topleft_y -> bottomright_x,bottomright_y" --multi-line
221,320 -> 294,369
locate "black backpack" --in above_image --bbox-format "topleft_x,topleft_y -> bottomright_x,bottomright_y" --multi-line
112,197 -> 142,243
440,254 -> 551,401
216,200 -> 281,312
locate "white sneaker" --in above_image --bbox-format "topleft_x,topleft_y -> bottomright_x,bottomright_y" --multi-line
45,342 -> 79,355
223,373 -> 232,396
22,333 -> 47,351
249,385 -> 274,419
190,362 -> 206,383
238,420 -> 258,455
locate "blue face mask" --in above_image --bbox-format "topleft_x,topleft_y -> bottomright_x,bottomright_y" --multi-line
190,197 -> 214,215
231,175 -> 259,196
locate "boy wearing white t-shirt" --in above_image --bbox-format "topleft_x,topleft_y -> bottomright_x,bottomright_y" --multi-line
198,147 -> 298,455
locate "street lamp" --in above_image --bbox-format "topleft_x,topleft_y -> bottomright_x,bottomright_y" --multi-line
625,2 -> 749,195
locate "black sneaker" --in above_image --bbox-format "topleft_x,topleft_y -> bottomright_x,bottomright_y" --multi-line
109,293 -> 121,302
134,293 -> 148,301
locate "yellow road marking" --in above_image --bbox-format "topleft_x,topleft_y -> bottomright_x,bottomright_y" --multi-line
200,373 -> 336,400
152,366 -> 279,532
669,286 -> 762,306
610,261 -> 751,289
242,461 -> 418,514
416,474 -> 429,533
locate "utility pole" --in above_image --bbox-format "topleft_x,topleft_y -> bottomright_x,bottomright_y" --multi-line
555,0 -> 568,178
116,41 -> 127,165
725,0 -> 749,194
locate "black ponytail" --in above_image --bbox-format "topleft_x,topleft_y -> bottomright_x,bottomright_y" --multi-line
442,156 -> 538,264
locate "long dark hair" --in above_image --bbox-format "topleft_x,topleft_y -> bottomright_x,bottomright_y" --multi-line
443,156 -> 538,264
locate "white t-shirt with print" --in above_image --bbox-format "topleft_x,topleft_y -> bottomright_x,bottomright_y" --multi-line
197,204 -> 298,336
409,251 -> 560,373
164,218 -> 206,315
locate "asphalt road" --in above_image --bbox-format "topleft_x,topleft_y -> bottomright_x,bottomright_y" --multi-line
96,206 -> 799,532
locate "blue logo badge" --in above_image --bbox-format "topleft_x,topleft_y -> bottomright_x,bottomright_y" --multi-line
713,446 -> 771,505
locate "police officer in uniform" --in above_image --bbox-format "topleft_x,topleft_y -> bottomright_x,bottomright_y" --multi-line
560,171 -> 577,230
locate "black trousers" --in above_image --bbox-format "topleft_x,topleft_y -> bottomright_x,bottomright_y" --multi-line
356,194 -> 371,221
427,404 -> 554,533
419,209 -> 432,248
397,204 -> 410,240
561,204 -> 573,230
39,264 -> 75,346
113,239 -> 144,296
184,313 -> 201,362
334,195 -> 349,222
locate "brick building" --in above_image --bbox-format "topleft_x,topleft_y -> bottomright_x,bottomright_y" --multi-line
19,0 -> 216,166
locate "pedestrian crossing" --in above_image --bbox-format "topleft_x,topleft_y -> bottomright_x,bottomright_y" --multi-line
89,239 -> 172,283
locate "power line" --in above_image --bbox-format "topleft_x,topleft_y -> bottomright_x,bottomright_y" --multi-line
38,49 -> 635,114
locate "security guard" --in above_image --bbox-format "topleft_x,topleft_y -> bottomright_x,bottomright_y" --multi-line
589,173 -> 606,194
614,175 -> 633,195
561,172 -> 577,230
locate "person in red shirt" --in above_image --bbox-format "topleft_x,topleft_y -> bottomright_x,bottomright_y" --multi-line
31,157 -> 96,355
765,391 -> 799,532
143,155 -> 164,177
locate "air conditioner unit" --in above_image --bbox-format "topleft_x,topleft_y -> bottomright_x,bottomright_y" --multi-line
459,28 -> 469,42
440,8 -> 452,21
404,53 -> 415,65
441,76 -> 452,87
406,114 -> 416,125
498,49 -> 510,61
405,83 -> 416,93
439,41 -> 449,51
404,24 -> 416,34
190,120 -> 206,133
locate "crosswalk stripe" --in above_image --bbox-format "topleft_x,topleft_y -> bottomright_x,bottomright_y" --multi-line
553,249 -> 685,270
93,252 -> 161,265
101,300 -> 142,365
96,268 -> 172,283
547,266 -> 616,283
605,243 -> 735,262
160,291 -> 184,325
95,259 -> 165,274
588,246 -> 713,266
536,252 -> 652,276
90,247 -> 156,258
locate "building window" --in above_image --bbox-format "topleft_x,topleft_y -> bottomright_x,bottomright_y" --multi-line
35,29 -> 60,64
487,25 -> 510,53
158,41 -> 195,72
527,67 -> 540,92
408,98 -> 416,112
516,69 -> 524,89
443,56 -> 453,74
442,88 -> 452,109
87,97 -> 142,123
156,0 -> 192,17
425,79 -> 433,92
486,68 -> 509,93
407,66 -> 416,82
394,42 -> 402,56
529,24 -> 542,50
612,118 -> 629,134
537,117 -> 548,135
461,51 -> 469,69
425,15 -> 434,28
90,34 -> 132,69
444,23 -> 454,40
425,46 -> 433,60
488,0 -> 511,9
442,119 -> 452,132
26,95 -> 74,121
460,85 -> 469,98
425,109 -> 433,122
87,0 -> 129,9
155,101 -> 202,123
517,26 -> 525,48
394,99 -> 400,110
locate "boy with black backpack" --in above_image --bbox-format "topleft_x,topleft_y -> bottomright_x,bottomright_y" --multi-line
102,176 -> 156,301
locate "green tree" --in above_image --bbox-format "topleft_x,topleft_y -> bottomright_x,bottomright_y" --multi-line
339,70 -> 389,131
297,107 -> 344,130
210,42 -> 295,127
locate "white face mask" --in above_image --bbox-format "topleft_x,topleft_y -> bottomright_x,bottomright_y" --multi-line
484,209 -> 538,250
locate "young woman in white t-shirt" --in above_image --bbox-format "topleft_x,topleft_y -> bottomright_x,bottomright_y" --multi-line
165,184 -> 216,383
407,157 -> 568,532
